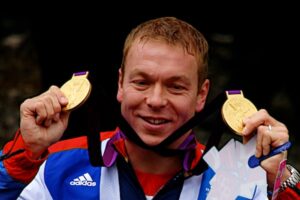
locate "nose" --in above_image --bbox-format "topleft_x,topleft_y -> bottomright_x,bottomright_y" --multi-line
146,84 -> 167,109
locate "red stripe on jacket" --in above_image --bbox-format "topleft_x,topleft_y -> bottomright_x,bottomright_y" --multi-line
3,129 -> 117,183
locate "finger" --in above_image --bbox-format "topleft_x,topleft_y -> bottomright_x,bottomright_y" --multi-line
255,125 -> 264,157
243,111 -> 264,134
242,109 -> 276,136
59,96 -> 68,107
40,86 -> 69,125
48,86 -> 67,111
34,100 -> 48,125
261,126 -> 272,156
34,93 -> 59,125
43,87 -> 69,120
53,113 -> 60,122
41,94 -> 59,122
49,86 -> 68,107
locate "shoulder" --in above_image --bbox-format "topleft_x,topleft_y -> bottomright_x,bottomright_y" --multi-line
48,129 -> 118,153
45,128 -> 118,172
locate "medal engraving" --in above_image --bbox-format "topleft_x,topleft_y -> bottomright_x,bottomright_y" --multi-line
222,90 -> 257,135
60,71 -> 91,111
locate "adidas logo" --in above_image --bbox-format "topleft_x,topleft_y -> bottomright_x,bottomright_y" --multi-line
70,173 -> 96,186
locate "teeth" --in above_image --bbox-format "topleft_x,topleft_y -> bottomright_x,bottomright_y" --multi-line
147,119 -> 166,125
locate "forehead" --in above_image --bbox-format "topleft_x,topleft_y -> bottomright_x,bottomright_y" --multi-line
127,40 -> 197,69
124,40 -> 198,81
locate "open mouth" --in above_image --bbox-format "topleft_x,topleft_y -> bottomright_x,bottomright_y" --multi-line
142,117 -> 170,125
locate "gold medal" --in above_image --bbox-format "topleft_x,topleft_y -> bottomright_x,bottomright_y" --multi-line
221,90 -> 257,135
60,71 -> 91,111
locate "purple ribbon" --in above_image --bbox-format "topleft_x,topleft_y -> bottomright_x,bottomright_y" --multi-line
179,133 -> 197,171
102,130 -> 125,167
74,71 -> 87,76
227,90 -> 241,94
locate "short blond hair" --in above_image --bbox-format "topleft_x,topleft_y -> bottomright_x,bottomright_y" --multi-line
121,17 -> 209,86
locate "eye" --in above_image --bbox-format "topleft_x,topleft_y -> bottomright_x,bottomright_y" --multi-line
171,84 -> 184,90
133,80 -> 148,86
132,79 -> 149,89
168,84 -> 186,93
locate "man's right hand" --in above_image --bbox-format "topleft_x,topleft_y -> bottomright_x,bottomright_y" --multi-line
20,86 -> 70,159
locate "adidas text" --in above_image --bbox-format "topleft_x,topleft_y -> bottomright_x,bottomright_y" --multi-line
70,173 -> 96,187
70,180 -> 96,186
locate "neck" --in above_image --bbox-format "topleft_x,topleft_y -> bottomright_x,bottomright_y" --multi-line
125,140 -> 182,174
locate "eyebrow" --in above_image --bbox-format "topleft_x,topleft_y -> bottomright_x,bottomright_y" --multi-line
128,69 -> 150,80
166,76 -> 191,86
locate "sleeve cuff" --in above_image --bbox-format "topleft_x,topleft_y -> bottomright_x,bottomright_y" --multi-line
3,129 -> 49,183
277,183 -> 300,200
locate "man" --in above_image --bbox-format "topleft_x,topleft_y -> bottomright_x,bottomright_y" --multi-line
1,17 -> 299,199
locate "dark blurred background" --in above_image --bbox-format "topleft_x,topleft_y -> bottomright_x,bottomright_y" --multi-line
0,7 -> 299,167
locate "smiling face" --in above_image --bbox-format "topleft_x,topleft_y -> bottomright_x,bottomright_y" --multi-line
117,40 -> 209,146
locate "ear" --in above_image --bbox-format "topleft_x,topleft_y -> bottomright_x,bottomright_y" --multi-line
195,79 -> 210,112
116,68 -> 124,103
